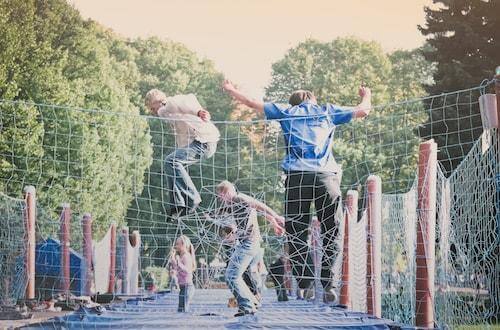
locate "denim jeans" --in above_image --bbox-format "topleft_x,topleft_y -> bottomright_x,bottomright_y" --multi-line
178,284 -> 195,312
284,171 -> 341,289
164,140 -> 217,213
225,240 -> 260,312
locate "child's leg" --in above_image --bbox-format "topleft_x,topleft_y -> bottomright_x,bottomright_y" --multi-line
225,242 -> 259,313
178,285 -> 187,312
185,284 -> 195,311
164,141 -> 208,214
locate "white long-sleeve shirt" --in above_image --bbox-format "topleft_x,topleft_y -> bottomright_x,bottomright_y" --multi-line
158,94 -> 220,148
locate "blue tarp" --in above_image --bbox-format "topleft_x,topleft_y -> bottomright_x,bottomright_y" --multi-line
35,238 -> 82,296
25,289 -> 413,329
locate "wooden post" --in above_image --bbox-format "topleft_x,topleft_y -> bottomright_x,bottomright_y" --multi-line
494,67 -> 500,310
130,230 -> 141,295
495,67 -> 500,122
60,203 -> 71,294
81,213 -> 93,296
121,227 -> 129,294
340,190 -> 358,308
108,222 -> 117,294
366,175 -> 382,318
415,139 -> 437,328
24,186 -> 36,300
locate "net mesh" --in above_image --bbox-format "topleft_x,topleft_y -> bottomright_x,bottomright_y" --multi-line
435,129 -> 499,326
0,79 -> 498,328
0,192 -> 27,305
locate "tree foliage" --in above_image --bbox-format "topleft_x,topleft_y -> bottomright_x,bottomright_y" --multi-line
0,0 -> 152,240
418,0 -> 500,173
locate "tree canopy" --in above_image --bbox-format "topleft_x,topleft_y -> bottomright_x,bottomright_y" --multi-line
418,0 -> 499,173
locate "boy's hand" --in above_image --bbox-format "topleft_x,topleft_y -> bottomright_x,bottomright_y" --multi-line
222,79 -> 237,93
274,215 -> 285,227
198,109 -> 211,122
273,223 -> 285,236
359,86 -> 371,100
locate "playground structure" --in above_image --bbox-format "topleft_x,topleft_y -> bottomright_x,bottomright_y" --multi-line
0,191 -> 142,303
0,73 -> 499,329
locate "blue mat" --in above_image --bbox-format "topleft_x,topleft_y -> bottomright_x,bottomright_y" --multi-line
24,289 -> 412,329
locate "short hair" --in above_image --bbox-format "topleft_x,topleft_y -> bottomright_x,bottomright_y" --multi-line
288,90 -> 316,106
216,180 -> 236,195
144,89 -> 167,111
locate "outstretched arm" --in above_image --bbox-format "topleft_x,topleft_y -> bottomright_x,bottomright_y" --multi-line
352,86 -> 372,119
238,193 -> 285,235
222,80 -> 264,114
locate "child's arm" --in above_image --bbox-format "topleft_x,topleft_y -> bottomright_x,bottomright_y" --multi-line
237,193 -> 285,235
222,80 -> 264,114
352,86 -> 372,119
159,94 -> 212,122
175,254 -> 193,273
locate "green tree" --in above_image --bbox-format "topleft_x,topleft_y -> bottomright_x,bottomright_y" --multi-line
0,0 -> 152,241
418,0 -> 500,173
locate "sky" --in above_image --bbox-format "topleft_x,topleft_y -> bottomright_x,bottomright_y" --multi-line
69,0 -> 433,98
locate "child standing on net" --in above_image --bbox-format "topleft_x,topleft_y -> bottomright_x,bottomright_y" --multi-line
145,90 -> 220,218
169,235 -> 197,312
215,181 -> 284,317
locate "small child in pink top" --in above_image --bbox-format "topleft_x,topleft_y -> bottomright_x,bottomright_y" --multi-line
169,235 -> 196,312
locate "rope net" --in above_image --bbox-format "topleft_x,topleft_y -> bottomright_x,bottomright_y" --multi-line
0,79 -> 498,328
0,192 -> 27,305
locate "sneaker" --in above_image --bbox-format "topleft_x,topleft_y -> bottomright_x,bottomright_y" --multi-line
323,286 -> 338,304
234,310 -> 255,317
296,289 -> 304,300
297,281 -> 315,300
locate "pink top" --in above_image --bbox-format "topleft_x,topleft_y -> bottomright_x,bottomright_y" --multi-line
174,253 -> 194,285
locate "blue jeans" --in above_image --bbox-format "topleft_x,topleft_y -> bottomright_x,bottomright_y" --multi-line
164,140 -> 217,213
248,246 -> 265,296
225,240 -> 260,312
178,284 -> 195,312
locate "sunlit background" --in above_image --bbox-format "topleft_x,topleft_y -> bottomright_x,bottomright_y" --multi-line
69,0 -> 433,97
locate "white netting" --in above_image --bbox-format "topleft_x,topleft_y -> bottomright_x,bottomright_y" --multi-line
380,180 -> 418,324
349,210 -> 367,313
435,129 -> 499,327
93,225 -> 113,294
0,192 -> 27,305
0,80 -> 498,328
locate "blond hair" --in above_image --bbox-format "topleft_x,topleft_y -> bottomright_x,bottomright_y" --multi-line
175,235 -> 197,271
216,180 -> 236,195
144,89 -> 167,111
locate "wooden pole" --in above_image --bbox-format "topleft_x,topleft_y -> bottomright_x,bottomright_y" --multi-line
60,203 -> 71,294
121,227 -> 129,294
340,190 -> 358,308
415,139 -> 437,328
24,186 -> 36,300
366,176 -> 382,318
108,222 -> 117,294
81,213 -> 93,296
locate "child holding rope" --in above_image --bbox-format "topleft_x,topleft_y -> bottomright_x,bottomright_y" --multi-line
215,181 -> 284,317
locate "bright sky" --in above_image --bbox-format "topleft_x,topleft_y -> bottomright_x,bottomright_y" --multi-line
69,0 -> 432,98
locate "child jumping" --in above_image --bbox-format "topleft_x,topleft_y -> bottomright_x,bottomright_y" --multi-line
169,235 -> 197,312
145,90 -> 220,218
222,79 -> 372,303
215,181 -> 284,317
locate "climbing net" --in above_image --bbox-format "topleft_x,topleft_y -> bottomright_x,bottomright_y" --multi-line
0,78 -> 498,328
0,192 -> 27,305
